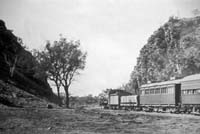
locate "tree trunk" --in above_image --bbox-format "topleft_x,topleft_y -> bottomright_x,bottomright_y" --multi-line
55,81 -> 62,106
64,85 -> 69,108
57,87 -> 60,99
176,63 -> 182,75
3,53 -> 18,78
136,77 -> 140,95
10,56 -> 18,77
57,87 -> 61,106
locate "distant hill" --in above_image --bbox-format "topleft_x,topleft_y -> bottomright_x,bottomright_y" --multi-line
0,20 -> 59,107
126,16 -> 200,93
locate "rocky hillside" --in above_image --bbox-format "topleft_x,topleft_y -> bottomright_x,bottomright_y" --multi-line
0,20 -> 59,107
126,16 -> 200,93
0,80 -> 59,108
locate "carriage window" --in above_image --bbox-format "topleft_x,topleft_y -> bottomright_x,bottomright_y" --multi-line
150,89 -> 154,94
155,88 -> 160,94
145,89 -> 149,94
188,90 -> 193,94
167,87 -> 174,94
161,87 -> 167,94
197,89 -> 200,94
161,88 -> 164,94
182,90 -> 187,94
193,89 -> 197,94
141,90 -> 145,95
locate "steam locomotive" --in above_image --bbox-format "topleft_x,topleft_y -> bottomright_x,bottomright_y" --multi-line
105,74 -> 200,114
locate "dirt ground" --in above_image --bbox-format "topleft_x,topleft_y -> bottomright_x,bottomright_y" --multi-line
0,107 -> 200,134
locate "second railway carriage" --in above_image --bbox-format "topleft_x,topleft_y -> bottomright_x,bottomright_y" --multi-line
181,74 -> 200,113
120,95 -> 139,110
108,89 -> 132,109
140,79 -> 181,112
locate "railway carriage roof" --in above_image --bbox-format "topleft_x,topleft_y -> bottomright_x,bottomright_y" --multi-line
141,79 -> 181,89
108,89 -> 132,96
141,74 -> 200,89
181,74 -> 200,82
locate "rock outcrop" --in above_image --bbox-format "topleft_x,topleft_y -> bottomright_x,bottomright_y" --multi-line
0,20 -> 59,107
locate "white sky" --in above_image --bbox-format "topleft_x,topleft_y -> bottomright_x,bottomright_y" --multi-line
0,0 -> 200,96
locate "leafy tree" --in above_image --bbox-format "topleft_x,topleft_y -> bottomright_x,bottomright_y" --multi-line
34,43 -> 63,104
98,89 -> 110,99
192,9 -> 200,16
35,36 -> 87,108
98,88 -> 111,106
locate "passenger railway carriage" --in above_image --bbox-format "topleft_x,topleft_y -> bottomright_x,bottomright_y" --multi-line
181,74 -> 200,112
140,79 -> 181,112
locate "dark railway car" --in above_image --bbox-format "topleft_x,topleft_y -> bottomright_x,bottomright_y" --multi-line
181,74 -> 200,113
140,79 -> 181,112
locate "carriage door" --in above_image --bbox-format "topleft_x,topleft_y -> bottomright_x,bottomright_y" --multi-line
175,84 -> 181,106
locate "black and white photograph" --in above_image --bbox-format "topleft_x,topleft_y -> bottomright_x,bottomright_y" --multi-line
0,0 -> 200,133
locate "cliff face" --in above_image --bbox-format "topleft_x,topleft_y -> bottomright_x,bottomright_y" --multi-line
0,20 -> 59,106
128,16 -> 200,92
